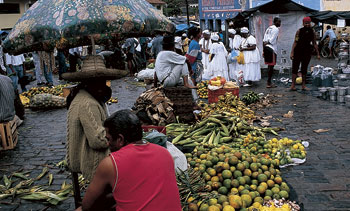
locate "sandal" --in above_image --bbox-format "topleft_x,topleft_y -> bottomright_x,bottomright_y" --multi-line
289,87 -> 297,91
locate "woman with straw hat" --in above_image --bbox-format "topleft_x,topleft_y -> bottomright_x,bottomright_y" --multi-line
62,55 -> 127,204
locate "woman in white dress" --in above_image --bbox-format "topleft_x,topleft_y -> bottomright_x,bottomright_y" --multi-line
207,34 -> 229,80
239,27 -> 261,86
199,30 -> 212,78
228,29 -> 242,81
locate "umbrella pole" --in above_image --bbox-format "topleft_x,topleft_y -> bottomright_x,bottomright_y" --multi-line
90,36 -> 96,56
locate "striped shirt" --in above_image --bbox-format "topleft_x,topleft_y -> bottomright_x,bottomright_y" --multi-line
0,75 -> 15,122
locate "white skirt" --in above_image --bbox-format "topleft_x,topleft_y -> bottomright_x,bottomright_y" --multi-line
208,55 -> 229,81
243,62 -> 261,82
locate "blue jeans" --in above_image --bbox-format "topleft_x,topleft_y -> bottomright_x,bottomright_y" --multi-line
6,66 -> 18,90
14,65 -> 27,92
43,64 -> 53,84
57,51 -> 67,78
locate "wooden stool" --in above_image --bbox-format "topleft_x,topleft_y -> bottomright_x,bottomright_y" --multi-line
0,120 -> 18,150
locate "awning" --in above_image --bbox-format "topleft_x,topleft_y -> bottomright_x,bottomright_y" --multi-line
308,11 -> 350,26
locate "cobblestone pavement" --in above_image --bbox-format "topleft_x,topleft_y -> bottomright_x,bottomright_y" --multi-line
1,62 -> 350,210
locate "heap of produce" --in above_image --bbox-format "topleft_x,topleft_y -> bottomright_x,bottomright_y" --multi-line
20,84 -> 71,108
198,92 -> 255,120
0,167 -> 83,205
29,94 -> 66,110
133,88 -> 175,126
182,146 -> 293,210
242,92 -> 260,106
197,80 -> 209,98
168,111 -> 305,166
223,81 -> 239,89
171,111 -> 265,148
21,84 -> 70,98
209,76 -> 226,87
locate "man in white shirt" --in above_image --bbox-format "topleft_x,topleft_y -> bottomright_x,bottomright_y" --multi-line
154,35 -> 196,89
5,53 -> 26,92
263,17 -> 281,88
321,25 -> 337,58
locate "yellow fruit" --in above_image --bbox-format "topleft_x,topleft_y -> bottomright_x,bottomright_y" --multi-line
241,194 -> 252,208
189,203 -> 199,211
188,196 -> 195,203
223,205 -> 236,211
208,198 -> 218,206
200,203 -> 209,211
208,205 -> 220,211
257,185 -> 266,194
228,195 -> 242,209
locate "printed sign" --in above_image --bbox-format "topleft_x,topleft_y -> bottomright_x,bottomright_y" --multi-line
199,0 -> 248,19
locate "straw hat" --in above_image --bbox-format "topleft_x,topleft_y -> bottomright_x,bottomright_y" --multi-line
62,55 -> 128,82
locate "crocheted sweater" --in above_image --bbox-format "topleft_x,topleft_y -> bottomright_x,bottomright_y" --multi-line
66,90 -> 109,181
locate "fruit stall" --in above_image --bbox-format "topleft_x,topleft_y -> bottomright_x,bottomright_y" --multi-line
161,89 -> 307,211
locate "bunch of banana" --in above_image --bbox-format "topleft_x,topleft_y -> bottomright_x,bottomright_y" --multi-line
171,112 -> 265,147
241,91 -> 260,105
199,92 -> 255,120
197,80 -> 209,99
166,123 -> 190,137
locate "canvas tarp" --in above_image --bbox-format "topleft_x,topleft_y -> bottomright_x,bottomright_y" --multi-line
309,11 -> 350,26
249,11 -> 306,68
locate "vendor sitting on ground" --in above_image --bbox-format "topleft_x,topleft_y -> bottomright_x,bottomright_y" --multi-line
0,74 -> 16,123
78,110 -> 181,211
0,74 -> 25,125
153,35 -> 196,89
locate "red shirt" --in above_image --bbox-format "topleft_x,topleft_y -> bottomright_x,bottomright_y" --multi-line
110,143 -> 181,211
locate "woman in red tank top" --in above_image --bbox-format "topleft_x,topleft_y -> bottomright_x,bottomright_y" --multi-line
78,110 -> 181,211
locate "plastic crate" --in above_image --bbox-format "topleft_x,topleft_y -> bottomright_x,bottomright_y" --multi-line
142,125 -> 166,135
0,120 -> 18,150
208,88 -> 239,103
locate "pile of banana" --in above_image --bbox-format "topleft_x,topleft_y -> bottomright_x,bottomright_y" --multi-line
241,91 -> 260,105
171,112 -> 264,147
198,92 -> 255,120
197,81 -> 209,99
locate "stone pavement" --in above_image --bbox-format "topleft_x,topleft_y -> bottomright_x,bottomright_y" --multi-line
1,69 -> 350,210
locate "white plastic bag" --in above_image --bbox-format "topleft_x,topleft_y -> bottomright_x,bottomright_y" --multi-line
237,69 -> 245,86
136,68 -> 155,81
166,141 -> 188,173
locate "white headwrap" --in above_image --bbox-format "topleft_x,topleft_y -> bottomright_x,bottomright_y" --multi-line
203,30 -> 210,35
241,27 -> 249,34
211,34 -> 219,41
228,29 -> 236,34
182,33 -> 187,37
174,36 -> 182,50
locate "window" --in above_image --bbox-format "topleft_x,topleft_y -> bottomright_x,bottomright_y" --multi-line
0,3 -> 20,14
157,5 -> 161,10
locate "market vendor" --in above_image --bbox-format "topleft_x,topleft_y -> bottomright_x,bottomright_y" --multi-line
154,35 -> 197,90
78,110 -> 181,211
62,55 -> 125,206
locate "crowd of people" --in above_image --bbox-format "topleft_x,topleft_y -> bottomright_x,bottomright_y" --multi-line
0,16 -> 323,211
